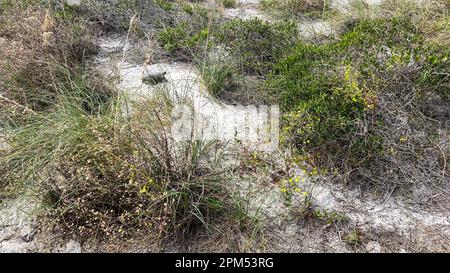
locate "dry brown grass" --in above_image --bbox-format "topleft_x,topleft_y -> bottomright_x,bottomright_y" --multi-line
0,5 -> 97,113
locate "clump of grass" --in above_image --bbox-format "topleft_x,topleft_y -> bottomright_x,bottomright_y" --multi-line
196,18 -> 296,104
0,4 -> 257,241
198,52 -> 276,105
217,18 -> 298,76
199,54 -> 237,98
344,228 -> 363,246
0,63 -> 116,187
0,1 -> 259,245
79,0 -> 173,33
220,0 -> 237,9
1,62 -> 252,243
0,4 -> 98,114
260,0 -> 331,19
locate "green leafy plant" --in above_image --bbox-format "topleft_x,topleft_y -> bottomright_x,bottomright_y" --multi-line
269,12 -> 449,191
260,0 -> 331,19
158,5 -> 213,60
217,18 -> 298,76
221,0 -> 237,8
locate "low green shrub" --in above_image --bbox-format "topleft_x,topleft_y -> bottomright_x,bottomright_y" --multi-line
217,18 -> 298,76
260,0 -> 331,19
269,12 -> 449,190
221,0 -> 237,8
158,5 -> 214,61
159,24 -> 209,59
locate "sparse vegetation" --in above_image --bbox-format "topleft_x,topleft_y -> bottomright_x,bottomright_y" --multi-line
0,4 -> 98,115
79,0 -> 174,32
260,0 -> 331,19
157,5 -> 215,61
220,0 -> 237,9
0,0 -> 449,253
269,8 -> 449,192
0,0 -> 258,247
344,228 -> 363,246
217,18 -> 297,76
3,72 -> 248,242
199,55 -> 237,98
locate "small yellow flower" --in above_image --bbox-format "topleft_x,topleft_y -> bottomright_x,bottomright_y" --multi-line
139,185 -> 148,194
